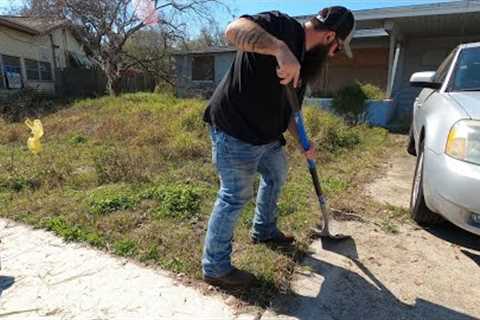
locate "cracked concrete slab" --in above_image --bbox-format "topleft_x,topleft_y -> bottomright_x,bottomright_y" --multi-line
0,219 -> 256,320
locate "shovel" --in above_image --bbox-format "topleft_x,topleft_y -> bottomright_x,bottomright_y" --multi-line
285,85 -> 351,240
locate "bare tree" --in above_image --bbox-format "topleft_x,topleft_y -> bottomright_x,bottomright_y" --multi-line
123,28 -> 177,89
22,0 -> 221,96
182,23 -> 227,50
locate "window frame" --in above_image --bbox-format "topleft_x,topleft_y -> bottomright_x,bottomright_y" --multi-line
39,61 -> 53,81
25,58 -> 41,81
23,59 -> 53,82
191,55 -> 215,82
2,55 -> 23,89
433,48 -> 457,85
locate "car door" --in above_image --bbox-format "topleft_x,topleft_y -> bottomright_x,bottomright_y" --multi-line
414,49 -> 457,141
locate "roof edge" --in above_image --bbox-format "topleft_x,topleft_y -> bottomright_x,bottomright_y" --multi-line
0,17 -> 39,35
295,0 -> 480,22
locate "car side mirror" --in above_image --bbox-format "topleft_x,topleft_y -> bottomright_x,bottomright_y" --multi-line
410,71 -> 442,89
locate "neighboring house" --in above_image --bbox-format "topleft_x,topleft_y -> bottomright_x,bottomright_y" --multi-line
174,0 -> 480,120
0,15 -> 89,95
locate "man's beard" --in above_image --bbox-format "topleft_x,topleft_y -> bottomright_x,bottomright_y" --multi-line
301,44 -> 330,87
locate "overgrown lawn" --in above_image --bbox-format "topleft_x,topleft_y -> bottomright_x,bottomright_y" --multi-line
0,93 -> 393,307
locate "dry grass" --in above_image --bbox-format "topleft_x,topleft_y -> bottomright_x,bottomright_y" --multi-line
0,92 -> 395,308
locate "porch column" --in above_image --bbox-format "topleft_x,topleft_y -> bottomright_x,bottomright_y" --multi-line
386,21 -> 397,98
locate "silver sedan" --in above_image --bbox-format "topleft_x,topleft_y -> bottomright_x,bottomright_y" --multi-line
408,42 -> 480,236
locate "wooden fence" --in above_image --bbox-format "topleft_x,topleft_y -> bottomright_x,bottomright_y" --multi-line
56,68 -> 155,98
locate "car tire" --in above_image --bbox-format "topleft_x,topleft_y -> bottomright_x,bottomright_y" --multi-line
410,140 -> 443,225
407,126 -> 417,156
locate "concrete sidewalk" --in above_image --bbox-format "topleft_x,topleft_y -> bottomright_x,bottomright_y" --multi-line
0,219 -> 255,320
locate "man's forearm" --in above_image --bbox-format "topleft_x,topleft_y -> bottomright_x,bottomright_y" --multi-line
225,18 -> 285,56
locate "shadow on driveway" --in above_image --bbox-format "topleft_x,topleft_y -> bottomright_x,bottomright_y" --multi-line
268,237 -> 477,320
0,276 -> 15,297
423,222 -> 480,251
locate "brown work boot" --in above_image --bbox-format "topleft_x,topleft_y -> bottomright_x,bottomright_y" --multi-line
203,267 -> 256,288
251,231 -> 295,246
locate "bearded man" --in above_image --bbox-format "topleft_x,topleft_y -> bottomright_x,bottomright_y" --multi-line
202,6 -> 356,288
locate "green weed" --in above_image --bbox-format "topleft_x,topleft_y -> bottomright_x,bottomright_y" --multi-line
113,239 -> 138,257
141,183 -> 202,219
88,186 -> 138,215
69,134 -> 88,145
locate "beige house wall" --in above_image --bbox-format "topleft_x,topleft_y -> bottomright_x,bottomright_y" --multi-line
0,25 -> 87,94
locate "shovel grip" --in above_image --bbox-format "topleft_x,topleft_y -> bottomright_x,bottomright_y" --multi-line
293,112 -> 310,151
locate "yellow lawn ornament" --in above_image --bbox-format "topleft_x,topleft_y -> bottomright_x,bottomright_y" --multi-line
25,119 -> 44,155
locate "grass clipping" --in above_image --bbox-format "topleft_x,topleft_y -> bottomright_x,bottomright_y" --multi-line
0,93 -> 389,308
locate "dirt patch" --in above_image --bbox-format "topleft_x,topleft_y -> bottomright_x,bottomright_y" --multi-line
261,136 -> 480,319
263,221 -> 480,320
365,135 -> 416,209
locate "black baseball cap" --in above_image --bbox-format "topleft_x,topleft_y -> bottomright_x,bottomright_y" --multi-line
312,6 -> 356,58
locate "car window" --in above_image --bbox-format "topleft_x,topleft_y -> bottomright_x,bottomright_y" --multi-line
433,49 -> 457,83
452,47 -> 480,92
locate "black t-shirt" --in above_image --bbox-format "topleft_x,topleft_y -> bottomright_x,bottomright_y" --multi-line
203,11 -> 306,145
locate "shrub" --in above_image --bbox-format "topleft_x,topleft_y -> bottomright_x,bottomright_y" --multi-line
332,82 -> 368,125
113,239 -> 138,257
141,183 -> 202,219
324,126 -> 361,152
0,89 -> 57,123
88,187 -> 138,215
361,83 -> 386,100
44,217 -> 104,246
0,176 -> 40,192
69,134 -> 88,145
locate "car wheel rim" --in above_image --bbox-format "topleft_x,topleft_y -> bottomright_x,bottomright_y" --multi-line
412,151 -> 424,209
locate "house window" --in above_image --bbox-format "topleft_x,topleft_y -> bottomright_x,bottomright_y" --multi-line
192,55 -> 214,81
25,59 -> 41,81
2,55 -> 22,75
24,59 -> 53,81
2,55 -> 23,89
39,62 -> 53,81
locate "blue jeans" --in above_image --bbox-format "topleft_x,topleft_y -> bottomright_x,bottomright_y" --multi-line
202,127 -> 288,278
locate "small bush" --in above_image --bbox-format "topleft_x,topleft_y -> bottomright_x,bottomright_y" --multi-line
0,89 -> 57,123
361,83 -> 386,100
141,183 -> 202,219
324,126 -> 361,152
113,239 -> 138,257
332,82 -> 368,125
0,176 -> 40,192
88,187 -> 138,215
44,217 -> 104,246
69,134 -> 88,145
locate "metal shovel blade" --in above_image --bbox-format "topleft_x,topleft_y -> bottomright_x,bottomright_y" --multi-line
310,202 -> 351,240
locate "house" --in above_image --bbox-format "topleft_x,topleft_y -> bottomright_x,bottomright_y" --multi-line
0,15 -> 89,95
174,0 -> 480,121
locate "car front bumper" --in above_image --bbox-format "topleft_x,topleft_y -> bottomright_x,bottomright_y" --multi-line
423,148 -> 480,236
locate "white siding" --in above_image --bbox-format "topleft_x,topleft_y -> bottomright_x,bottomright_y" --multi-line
0,25 -> 87,94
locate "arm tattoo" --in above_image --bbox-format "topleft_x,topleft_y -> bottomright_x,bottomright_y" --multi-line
229,21 -> 279,55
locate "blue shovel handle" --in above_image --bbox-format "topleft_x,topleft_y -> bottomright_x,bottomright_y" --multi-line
286,85 -> 326,205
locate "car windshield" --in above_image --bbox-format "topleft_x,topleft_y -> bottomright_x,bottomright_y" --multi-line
452,47 -> 480,91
